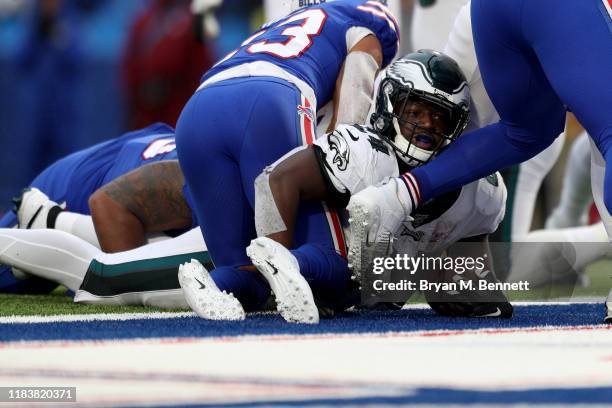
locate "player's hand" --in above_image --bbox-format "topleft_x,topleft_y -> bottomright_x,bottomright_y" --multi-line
346,177 -> 414,280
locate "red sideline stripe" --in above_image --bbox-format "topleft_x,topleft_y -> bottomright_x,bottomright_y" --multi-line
1,325 -> 609,350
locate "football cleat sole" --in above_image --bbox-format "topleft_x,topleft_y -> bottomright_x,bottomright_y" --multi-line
247,237 -> 318,324
347,204 -> 369,282
347,202 -> 386,283
178,259 -> 245,321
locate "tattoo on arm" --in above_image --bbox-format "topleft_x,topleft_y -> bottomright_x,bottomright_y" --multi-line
100,160 -> 192,232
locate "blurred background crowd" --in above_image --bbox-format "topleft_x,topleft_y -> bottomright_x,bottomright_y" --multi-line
0,0 -> 268,207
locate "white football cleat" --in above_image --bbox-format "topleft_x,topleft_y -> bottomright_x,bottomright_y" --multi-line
247,237 -> 319,324
605,288 -> 612,324
178,259 -> 245,321
13,188 -> 61,229
346,179 -> 411,281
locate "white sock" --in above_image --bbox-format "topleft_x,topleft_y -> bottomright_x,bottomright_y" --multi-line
554,131 -> 593,223
0,229 -> 101,291
512,133 -> 565,240
509,223 -> 609,285
77,228 -> 206,308
54,212 -> 101,249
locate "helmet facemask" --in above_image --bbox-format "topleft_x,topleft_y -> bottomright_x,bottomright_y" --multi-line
370,50 -> 471,168
373,77 -> 469,168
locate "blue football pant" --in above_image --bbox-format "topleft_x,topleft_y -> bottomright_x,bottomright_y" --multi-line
176,77 -> 349,311
413,0 -> 612,216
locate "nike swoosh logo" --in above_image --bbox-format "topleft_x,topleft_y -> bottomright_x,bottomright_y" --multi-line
195,277 -> 206,289
266,261 -> 279,275
481,308 -> 501,317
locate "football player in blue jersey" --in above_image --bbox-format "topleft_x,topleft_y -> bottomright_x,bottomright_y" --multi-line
174,0 -> 400,323
345,0 -> 612,323
0,123 -> 192,294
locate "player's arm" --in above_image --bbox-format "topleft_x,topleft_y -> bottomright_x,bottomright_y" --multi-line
327,34 -> 383,131
88,160 -> 192,253
256,146 -> 331,248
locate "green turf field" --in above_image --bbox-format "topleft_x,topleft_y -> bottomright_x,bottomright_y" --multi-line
0,287 -> 186,317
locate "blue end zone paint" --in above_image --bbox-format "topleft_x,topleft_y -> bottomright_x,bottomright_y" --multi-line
0,304 -> 604,342
154,387 -> 612,406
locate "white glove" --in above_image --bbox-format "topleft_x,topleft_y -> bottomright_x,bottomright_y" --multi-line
346,176 -> 415,280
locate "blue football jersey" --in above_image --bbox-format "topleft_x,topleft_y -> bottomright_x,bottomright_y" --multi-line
203,0 -> 399,106
65,123 -> 177,214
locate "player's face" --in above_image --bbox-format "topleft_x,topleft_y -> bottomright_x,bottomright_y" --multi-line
394,99 -> 453,151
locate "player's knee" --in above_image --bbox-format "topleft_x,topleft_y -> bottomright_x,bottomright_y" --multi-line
88,190 -> 106,215
508,128 -> 557,155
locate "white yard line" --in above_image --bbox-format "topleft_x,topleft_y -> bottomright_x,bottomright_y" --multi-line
0,311 -> 195,324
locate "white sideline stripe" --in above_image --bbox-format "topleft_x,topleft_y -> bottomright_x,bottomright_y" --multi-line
0,311 -> 195,324
0,302 -> 600,324
0,324 -> 609,350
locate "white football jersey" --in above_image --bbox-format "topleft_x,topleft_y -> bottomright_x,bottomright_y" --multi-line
314,124 -> 506,255
392,174 -> 506,257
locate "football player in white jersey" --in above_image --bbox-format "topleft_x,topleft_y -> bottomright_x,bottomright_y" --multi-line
241,50 -> 512,318
410,0 -> 468,52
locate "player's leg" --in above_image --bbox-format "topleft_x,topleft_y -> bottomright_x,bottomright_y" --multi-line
589,136 -> 612,323
519,0 -> 612,215
176,78 -> 306,312
509,222 -> 609,287
411,0 -> 468,52
14,188 -> 100,247
237,85 -> 353,319
443,1 -> 499,132
237,80 -> 349,288
77,228 -> 209,309
410,0 -> 566,202
0,229 -> 100,292
290,202 -> 351,300
9,147 -> 101,247
546,131 -> 593,229
589,137 -> 612,241
511,134 -> 565,241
